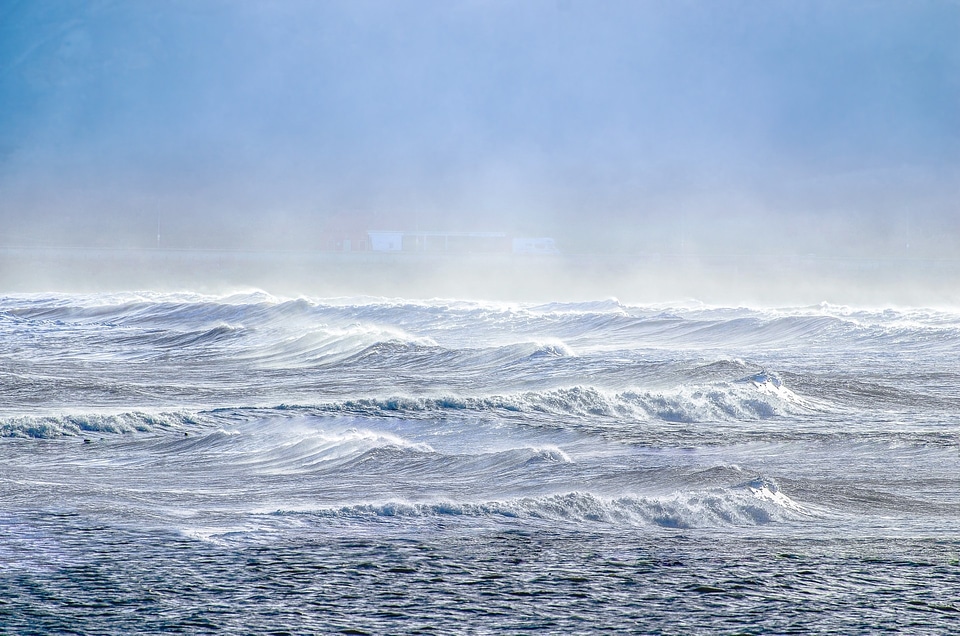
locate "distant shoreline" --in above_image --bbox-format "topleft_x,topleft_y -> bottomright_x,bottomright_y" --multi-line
2,244 -> 958,263
2,246 -> 958,306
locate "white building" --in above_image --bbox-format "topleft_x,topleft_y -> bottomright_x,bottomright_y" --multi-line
368,230 -> 510,253
367,231 -> 404,251
512,237 -> 559,255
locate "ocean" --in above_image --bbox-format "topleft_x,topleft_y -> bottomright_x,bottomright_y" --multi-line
1,291 -> 958,633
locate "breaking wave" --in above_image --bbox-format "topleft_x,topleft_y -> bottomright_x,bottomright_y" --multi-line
302,379 -> 818,422
0,411 -> 199,438
272,480 -> 813,529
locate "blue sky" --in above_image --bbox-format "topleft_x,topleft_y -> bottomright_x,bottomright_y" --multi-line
1,0 -> 958,253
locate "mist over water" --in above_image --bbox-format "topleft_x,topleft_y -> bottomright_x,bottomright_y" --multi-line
2,247 -> 959,307
2,2 -> 960,634
1,0 -> 959,268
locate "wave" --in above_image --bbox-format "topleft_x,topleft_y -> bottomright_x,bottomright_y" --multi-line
304,380 -> 819,422
249,324 -> 439,369
117,323 -> 245,352
529,297 -> 629,315
270,478 -> 813,529
4,293 -> 958,420
0,374 -> 808,438
140,423 -> 437,474
0,411 -> 199,438
5,294 -> 960,362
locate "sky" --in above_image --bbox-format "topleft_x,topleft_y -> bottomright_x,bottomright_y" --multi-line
1,0 -> 958,256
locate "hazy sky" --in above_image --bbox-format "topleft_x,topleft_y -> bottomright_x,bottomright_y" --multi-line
1,0 -> 958,254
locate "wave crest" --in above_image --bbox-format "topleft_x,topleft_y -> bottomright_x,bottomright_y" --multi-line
0,411 -> 199,438
274,484 -> 813,528
317,379 -> 816,422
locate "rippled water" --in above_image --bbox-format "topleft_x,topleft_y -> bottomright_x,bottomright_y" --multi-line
1,292 -> 958,633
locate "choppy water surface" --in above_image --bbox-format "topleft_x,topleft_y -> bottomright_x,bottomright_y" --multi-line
1,292 -> 958,633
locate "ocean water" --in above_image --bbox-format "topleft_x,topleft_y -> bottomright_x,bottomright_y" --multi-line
1,291 -> 958,634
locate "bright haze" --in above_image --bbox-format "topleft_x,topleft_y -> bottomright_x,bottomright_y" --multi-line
0,0 -> 958,301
